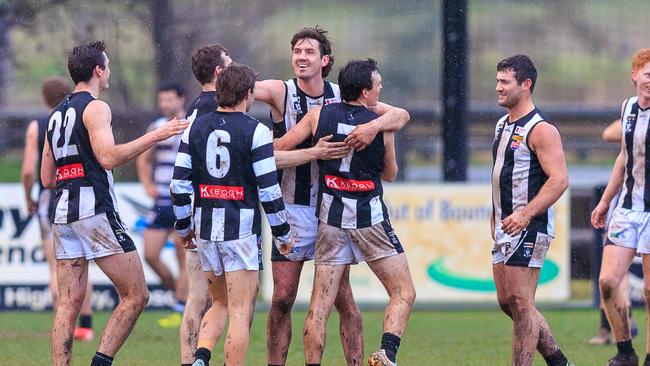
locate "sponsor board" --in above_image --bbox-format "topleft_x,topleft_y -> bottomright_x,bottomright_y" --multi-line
0,184 -> 180,310
261,184 -> 570,304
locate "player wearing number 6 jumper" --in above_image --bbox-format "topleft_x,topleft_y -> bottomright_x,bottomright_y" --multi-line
40,41 -> 189,366
274,59 -> 414,366
170,63 -> 294,366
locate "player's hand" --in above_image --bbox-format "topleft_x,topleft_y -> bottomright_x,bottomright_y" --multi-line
276,237 -> 295,256
25,197 -> 36,215
591,201 -> 610,229
155,118 -> 189,141
144,184 -> 159,199
313,135 -> 350,160
344,121 -> 380,151
181,231 -> 196,250
501,209 -> 532,236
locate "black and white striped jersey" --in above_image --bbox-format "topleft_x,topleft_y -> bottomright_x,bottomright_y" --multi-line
186,91 -> 217,123
148,117 -> 182,207
492,108 -> 554,235
273,79 -> 340,207
315,103 -> 388,229
619,96 -> 650,211
46,91 -> 119,224
171,111 -> 291,242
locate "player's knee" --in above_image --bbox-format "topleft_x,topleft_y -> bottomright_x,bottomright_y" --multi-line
124,288 -> 149,312
144,251 -> 159,266
498,302 -> 513,317
272,289 -> 297,315
391,282 -> 416,308
599,276 -> 618,300
505,293 -> 530,314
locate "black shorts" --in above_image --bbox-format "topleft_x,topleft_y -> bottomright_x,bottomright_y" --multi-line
146,205 -> 176,230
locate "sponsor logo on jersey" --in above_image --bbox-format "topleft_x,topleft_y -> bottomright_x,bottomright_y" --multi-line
56,163 -> 85,181
325,98 -> 337,105
510,141 -> 521,150
325,175 -> 375,192
199,184 -> 244,200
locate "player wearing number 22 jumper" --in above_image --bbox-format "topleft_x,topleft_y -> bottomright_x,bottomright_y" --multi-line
41,41 -> 188,366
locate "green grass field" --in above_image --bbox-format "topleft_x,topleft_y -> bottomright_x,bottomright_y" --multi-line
0,308 -> 645,365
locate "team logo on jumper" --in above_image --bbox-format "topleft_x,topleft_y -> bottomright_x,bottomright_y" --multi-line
325,175 -> 375,192
199,184 -> 244,200
626,114 -> 636,133
56,163 -> 85,181
522,242 -> 534,258
292,97 -> 302,114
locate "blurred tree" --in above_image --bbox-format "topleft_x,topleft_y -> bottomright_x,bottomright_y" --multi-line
0,0 -> 67,106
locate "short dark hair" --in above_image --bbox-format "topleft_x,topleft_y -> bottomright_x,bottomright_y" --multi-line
290,26 -> 334,78
496,54 -> 537,93
157,83 -> 185,97
68,41 -> 107,85
338,58 -> 378,102
216,64 -> 257,108
42,76 -> 71,109
191,44 -> 229,85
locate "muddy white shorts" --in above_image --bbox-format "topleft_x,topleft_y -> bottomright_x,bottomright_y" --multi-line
53,211 -> 136,260
315,220 -> 404,265
196,234 -> 262,276
607,206 -> 650,254
271,204 -> 317,262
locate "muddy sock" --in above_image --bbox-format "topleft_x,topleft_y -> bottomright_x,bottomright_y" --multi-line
381,332 -> 401,363
79,314 -> 92,329
195,347 -> 211,366
543,350 -> 568,366
617,340 -> 635,356
90,352 -> 113,366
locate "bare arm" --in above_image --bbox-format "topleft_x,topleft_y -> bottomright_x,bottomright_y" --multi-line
501,122 -> 568,236
21,120 -> 39,213
602,119 -> 622,143
382,132 -> 398,182
136,146 -> 158,198
490,208 -> 495,240
273,106 -> 321,151
255,79 -> 286,121
85,100 -> 188,170
591,145 -> 626,228
274,134 -> 349,169
345,102 -> 410,150
40,137 -> 57,190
